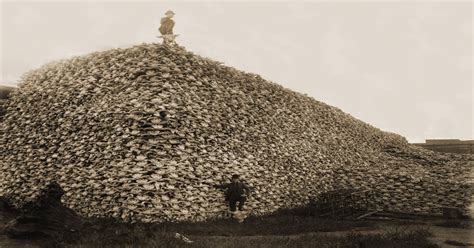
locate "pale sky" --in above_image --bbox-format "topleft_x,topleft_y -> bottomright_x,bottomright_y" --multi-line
0,1 -> 472,143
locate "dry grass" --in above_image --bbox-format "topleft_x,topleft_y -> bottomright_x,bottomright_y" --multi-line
51,227 -> 437,248
32,213 -> 440,248
434,219 -> 471,229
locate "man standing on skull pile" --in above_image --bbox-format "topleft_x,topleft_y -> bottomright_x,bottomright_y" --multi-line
215,174 -> 250,221
159,10 -> 177,45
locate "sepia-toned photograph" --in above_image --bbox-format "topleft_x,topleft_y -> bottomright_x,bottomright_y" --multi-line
0,0 -> 472,247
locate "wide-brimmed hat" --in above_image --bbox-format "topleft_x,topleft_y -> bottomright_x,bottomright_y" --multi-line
165,10 -> 175,15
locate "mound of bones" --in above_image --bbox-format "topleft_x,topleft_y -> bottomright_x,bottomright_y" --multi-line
0,44 -> 472,223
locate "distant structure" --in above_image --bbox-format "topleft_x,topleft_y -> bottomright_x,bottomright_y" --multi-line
0,85 -> 15,117
412,139 -> 474,154
0,85 -> 15,99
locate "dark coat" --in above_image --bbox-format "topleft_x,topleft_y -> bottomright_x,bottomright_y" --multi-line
216,182 -> 250,201
159,17 -> 175,35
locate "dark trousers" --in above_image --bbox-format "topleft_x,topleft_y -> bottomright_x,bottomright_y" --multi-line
229,196 -> 246,212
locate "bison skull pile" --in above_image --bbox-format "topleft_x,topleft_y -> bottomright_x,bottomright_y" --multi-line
0,43 -> 472,223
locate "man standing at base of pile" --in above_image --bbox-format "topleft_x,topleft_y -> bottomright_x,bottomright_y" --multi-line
215,174 -> 250,220
159,10 -> 176,46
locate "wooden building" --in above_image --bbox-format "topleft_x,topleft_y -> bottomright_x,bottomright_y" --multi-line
412,139 -> 474,154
